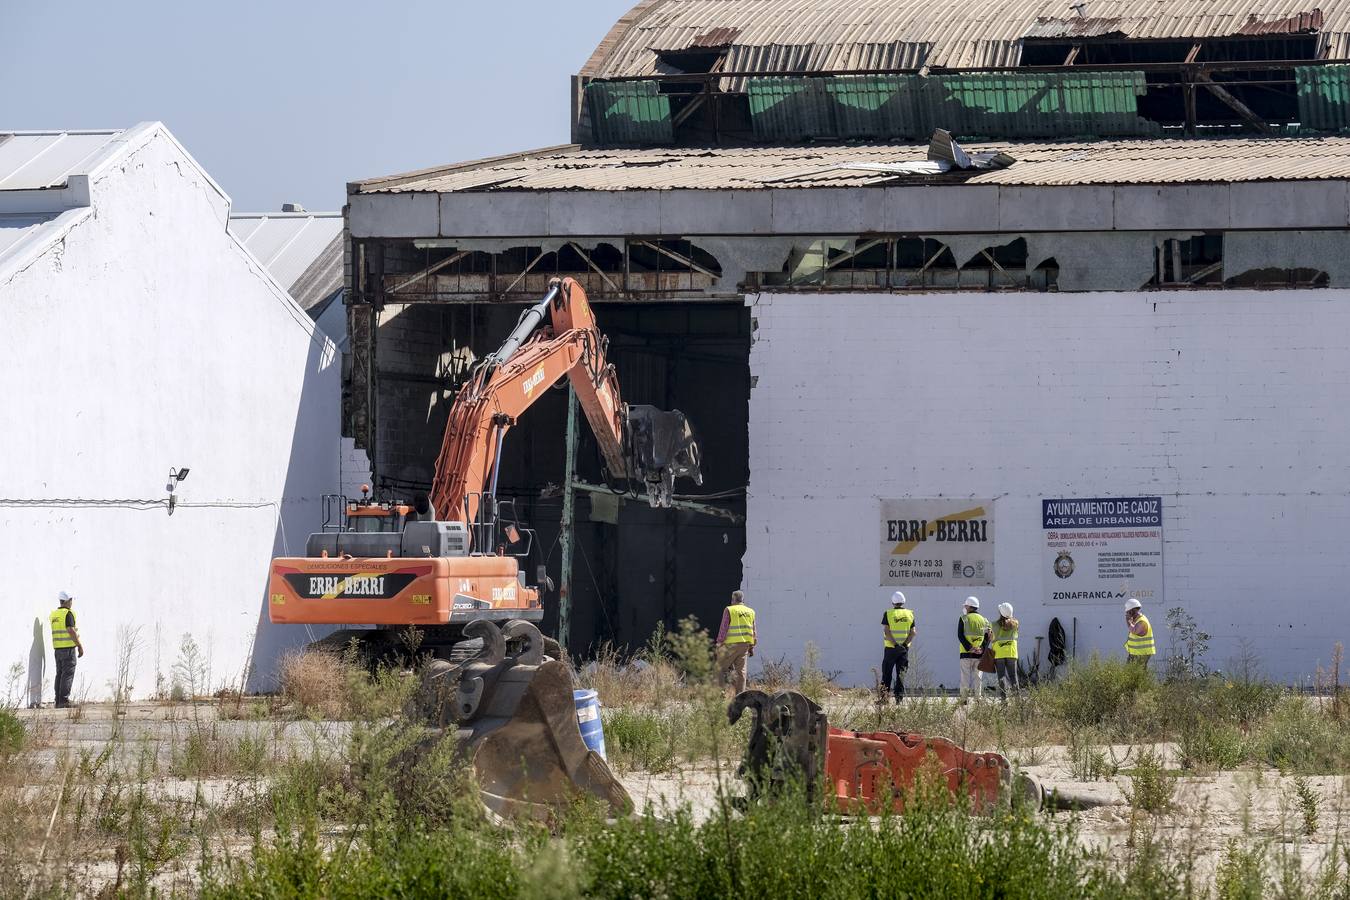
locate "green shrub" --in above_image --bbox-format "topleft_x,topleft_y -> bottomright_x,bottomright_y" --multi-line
1036,656 -> 1154,732
1293,776 -> 1319,836
603,707 -> 679,773
1123,748 -> 1176,813
668,616 -> 715,684
1249,697 -> 1350,774
1176,719 -> 1244,771
1214,841 -> 1267,900
0,709 -> 23,756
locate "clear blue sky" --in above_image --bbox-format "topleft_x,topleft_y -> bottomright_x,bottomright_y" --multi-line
0,0 -> 635,211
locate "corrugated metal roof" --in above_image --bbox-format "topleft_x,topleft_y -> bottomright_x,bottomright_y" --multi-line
354,136 -> 1350,192
0,130 -> 123,191
229,212 -> 344,310
584,0 -> 1350,77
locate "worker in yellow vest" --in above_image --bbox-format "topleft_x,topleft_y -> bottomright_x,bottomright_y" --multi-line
50,591 -> 85,708
881,591 -> 916,703
992,602 -> 1020,700
1124,598 -> 1155,667
957,597 -> 991,702
715,590 -> 757,695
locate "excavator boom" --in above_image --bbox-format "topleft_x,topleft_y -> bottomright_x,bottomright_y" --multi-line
430,276 -> 699,538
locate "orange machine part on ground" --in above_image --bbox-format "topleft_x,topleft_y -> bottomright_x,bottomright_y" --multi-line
824,726 -> 1008,814
730,690 -> 1016,815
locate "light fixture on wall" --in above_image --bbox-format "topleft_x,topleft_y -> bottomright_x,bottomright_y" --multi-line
166,466 -> 190,515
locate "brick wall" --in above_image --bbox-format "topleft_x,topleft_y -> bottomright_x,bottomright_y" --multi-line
745,290 -> 1350,686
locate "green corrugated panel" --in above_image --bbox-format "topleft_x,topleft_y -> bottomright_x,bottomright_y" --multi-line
933,71 -> 1156,139
1297,65 -> 1350,131
586,81 -> 673,146
747,71 -> 1157,142
827,76 -> 927,138
748,78 -> 836,140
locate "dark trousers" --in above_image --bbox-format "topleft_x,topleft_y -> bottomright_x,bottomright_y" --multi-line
994,657 -> 1019,700
54,647 -> 76,707
881,645 -> 909,699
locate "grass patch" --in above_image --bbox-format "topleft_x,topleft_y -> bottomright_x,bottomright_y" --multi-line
1248,696 -> 1350,774
168,724 -> 274,779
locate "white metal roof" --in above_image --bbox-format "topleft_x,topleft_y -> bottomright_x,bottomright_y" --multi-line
229,212 -> 344,311
0,213 -> 59,255
0,130 -> 124,191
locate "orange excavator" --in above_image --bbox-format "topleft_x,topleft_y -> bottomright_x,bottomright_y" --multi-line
268,276 -> 701,816
269,276 -> 699,657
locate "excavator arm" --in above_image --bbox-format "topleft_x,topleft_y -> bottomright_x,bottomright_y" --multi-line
429,277 -> 700,541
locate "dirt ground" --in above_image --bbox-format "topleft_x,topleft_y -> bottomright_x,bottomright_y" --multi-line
11,702 -> 1350,893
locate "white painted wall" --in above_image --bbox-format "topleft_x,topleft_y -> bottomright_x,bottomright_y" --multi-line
311,295 -> 373,500
744,290 -> 1350,687
1,128 -> 341,702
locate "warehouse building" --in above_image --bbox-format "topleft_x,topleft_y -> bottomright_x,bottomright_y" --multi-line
345,0 -> 1350,685
1,123 -> 342,701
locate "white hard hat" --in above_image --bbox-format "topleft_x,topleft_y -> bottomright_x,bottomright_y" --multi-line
58,591 -> 72,603
964,596 -> 980,609
998,602 -> 1014,618
891,591 -> 906,606
1124,598 -> 1142,611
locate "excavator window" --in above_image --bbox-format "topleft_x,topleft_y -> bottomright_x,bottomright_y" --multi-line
352,511 -> 401,533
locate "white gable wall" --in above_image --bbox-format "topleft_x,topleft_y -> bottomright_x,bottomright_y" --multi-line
1,128 -> 339,701
744,290 -> 1350,688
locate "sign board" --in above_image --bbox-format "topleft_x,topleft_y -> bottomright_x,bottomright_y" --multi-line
1041,497 -> 1163,605
880,499 -> 995,586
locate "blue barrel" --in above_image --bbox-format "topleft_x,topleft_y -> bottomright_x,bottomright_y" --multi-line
573,689 -> 607,760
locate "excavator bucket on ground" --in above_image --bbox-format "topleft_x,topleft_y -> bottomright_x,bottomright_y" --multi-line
730,690 -> 1034,814
416,619 -> 632,819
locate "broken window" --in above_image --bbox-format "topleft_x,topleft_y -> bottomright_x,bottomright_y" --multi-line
1020,35 -> 1315,129
1224,267 -> 1329,288
1151,235 -> 1224,287
750,236 -> 1055,291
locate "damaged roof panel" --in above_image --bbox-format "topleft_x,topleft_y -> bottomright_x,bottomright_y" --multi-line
229,211 -> 344,310
583,0 -> 1350,76
1023,17 -> 1144,39
353,136 -> 1350,193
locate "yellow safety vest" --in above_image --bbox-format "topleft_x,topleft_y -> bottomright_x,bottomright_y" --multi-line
724,604 -> 756,644
50,608 -> 76,650
884,608 -> 914,648
993,619 -> 1019,660
958,612 -> 989,654
1126,614 -> 1156,656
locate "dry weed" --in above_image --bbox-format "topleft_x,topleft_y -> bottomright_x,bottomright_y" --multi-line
577,644 -> 686,708
278,651 -> 347,719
